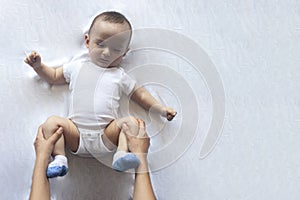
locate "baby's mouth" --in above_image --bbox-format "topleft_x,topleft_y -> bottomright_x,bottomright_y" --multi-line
98,58 -> 111,65
99,58 -> 110,62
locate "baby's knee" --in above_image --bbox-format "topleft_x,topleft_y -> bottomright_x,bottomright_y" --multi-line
123,116 -> 139,135
41,115 -> 63,136
124,116 -> 138,126
44,115 -> 62,127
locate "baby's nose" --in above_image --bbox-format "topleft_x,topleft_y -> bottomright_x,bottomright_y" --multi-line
102,47 -> 111,57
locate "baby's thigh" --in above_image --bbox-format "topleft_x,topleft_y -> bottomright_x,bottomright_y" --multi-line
41,115 -> 80,151
104,116 -> 139,145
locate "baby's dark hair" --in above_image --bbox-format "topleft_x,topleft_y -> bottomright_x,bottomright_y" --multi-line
88,11 -> 132,35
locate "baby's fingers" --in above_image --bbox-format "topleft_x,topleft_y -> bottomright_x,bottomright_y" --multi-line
24,51 -> 41,68
24,57 -> 29,64
167,114 -> 173,121
167,110 -> 177,121
29,51 -> 38,61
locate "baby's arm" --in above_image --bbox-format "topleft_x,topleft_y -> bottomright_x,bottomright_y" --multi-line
24,51 -> 66,85
130,85 -> 177,121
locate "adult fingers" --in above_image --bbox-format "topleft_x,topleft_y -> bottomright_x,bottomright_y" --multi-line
34,126 -> 45,147
137,118 -> 145,128
137,119 -> 148,138
121,123 -> 129,132
48,127 -> 63,144
121,123 -> 133,138
36,126 -> 45,141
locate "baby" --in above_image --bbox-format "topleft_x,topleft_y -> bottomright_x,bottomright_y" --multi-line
24,11 -> 176,178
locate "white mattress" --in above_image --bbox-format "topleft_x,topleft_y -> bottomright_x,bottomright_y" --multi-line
1,0 -> 299,199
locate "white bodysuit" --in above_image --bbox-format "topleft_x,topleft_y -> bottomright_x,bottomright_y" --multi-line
63,59 -> 136,156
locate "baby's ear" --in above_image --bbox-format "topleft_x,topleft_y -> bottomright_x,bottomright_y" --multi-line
84,34 -> 90,48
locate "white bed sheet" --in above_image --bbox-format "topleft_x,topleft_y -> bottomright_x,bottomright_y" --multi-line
1,0 -> 300,200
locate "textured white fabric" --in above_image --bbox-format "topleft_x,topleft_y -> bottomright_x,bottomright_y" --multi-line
63,60 -> 136,130
48,155 -> 68,168
71,128 -> 115,160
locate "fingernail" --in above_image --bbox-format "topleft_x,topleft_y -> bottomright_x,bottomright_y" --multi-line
58,127 -> 63,133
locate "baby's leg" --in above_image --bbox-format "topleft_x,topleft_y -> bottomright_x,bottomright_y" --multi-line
104,116 -> 140,171
40,115 -> 80,178
103,116 -> 140,147
112,130 -> 140,172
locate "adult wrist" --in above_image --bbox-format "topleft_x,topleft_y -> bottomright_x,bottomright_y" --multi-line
36,153 -> 50,164
135,156 -> 149,173
134,152 -> 147,161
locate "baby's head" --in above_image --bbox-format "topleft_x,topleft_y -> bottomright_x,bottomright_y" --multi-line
85,11 -> 132,68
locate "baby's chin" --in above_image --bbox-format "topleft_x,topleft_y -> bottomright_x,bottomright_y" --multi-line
91,58 -> 122,68
92,61 -> 112,68
97,63 -> 119,68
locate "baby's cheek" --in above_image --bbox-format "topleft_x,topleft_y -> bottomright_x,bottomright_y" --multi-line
111,56 -> 123,65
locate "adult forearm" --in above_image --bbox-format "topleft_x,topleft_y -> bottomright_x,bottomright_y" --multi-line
29,157 -> 50,200
135,156 -> 149,173
133,157 -> 156,200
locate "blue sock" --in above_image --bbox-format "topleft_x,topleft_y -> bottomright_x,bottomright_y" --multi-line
46,155 -> 69,178
112,151 -> 140,172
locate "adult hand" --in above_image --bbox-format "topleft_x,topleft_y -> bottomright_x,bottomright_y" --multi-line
125,119 -> 156,199
30,126 -> 63,200
122,119 -> 150,155
34,126 -> 63,158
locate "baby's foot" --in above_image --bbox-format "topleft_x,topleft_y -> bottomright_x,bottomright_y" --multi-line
46,155 -> 69,178
112,151 -> 140,172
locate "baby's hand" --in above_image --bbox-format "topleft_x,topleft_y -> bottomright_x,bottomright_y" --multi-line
24,51 -> 41,69
162,107 -> 177,121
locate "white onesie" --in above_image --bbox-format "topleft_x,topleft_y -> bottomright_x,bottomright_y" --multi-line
63,59 -> 136,156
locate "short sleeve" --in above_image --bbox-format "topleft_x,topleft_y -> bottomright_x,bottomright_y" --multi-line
120,71 -> 136,96
63,62 -> 73,83
63,60 -> 82,84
